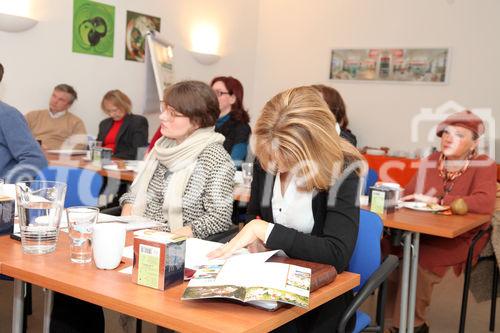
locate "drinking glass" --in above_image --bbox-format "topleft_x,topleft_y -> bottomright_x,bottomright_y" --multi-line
16,181 -> 67,254
241,162 -> 254,187
67,206 -> 99,263
88,140 -> 102,160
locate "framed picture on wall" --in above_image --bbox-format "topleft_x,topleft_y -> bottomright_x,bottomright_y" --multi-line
329,48 -> 450,83
72,0 -> 115,57
125,11 -> 161,62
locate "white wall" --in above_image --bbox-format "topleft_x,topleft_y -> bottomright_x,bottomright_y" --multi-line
252,0 -> 499,160
0,0 -> 260,139
1,0 -> 498,160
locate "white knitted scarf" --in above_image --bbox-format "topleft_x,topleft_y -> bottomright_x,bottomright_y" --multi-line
130,127 -> 225,231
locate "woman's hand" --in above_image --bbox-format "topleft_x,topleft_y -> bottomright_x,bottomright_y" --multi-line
121,203 -> 132,216
207,219 -> 269,259
247,239 -> 269,253
173,225 -> 193,238
401,193 -> 439,204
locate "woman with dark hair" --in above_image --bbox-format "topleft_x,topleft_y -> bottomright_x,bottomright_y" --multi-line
121,80 -> 235,238
51,81 -> 235,333
312,84 -> 357,146
97,89 -> 149,160
210,76 -> 251,163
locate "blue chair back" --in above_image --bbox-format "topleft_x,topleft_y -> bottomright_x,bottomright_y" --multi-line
363,168 -> 378,195
349,209 -> 383,292
36,166 -> 103,207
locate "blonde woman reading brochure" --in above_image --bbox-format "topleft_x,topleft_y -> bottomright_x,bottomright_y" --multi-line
209,86 -> 364,332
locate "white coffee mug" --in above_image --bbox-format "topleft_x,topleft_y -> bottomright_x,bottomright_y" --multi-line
92,223 -> 126,270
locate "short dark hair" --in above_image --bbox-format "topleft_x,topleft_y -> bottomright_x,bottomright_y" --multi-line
312,84 -> 349,129
0,63 -> 4,82
163,80 -> 220,128
54,84 -> 78,103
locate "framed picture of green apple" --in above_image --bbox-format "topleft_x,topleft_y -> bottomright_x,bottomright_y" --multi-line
72,0 -> 115,57
125,11 -> 161,62
329,48 -> 449,83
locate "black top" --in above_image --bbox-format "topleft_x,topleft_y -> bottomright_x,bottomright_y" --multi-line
214,113 -> 251,157
97,114 -> 149,160
340,128 -> 357,147
246,161 -> 360,271
246,161 -> 360,332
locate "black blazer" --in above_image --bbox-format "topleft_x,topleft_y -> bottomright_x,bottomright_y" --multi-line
215,113 -> 251,156
246,161 -> 360,271
97,114 -> 149,160
246,161 -> 360,332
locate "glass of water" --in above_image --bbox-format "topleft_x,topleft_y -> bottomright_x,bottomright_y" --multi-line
16,181 -> 67,254
241,162 -> 254,187
66,206 -> 99,263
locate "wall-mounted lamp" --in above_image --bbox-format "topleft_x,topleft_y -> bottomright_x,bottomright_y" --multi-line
190,51 -> 220,65
190,23 -> 220,65
0,12 -> 37,32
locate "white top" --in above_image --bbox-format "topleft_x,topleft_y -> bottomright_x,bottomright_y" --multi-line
48,110 -> 67,119
264,173 -> 315,243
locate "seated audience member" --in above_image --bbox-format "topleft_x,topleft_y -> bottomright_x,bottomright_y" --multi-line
0,63 -> 47,181
211,76 -> 251,163
97,90 -> 148,160
25,83 -> 87,150
121,80 -> 235,238
209,86 -> 364,332
51,82 -> 235,333
312,84 -> 357,146
384,110 -> 496,333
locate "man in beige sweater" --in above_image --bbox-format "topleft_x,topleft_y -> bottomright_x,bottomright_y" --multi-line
25,84 -> 87,150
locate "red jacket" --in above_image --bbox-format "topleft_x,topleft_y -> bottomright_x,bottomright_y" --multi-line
404,151 -> 496,276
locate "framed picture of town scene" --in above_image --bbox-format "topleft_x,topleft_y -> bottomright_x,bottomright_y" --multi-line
329,48 -> 449,83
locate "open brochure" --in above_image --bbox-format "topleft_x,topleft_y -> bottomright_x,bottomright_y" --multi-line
182,243 -> 311,310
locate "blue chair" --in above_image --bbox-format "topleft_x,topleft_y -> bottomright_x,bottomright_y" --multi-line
338,209 -> 399,333
363,168 -> 379,195
36,166 -> 103,207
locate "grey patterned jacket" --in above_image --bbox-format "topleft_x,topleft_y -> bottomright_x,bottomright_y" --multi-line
120,143 -> 235,239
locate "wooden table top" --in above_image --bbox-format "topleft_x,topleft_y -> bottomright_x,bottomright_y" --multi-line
46,153 -> 136,182
380,208 -> 491,238
0,234 -> 359,332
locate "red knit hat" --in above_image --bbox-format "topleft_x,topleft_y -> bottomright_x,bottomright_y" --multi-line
436,110 -> 485,138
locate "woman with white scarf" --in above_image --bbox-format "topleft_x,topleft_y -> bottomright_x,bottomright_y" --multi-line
50,81 -> 236,333
121,80 -> 235,239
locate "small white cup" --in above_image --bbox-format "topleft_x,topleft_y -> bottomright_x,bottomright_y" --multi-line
92,223 -> 126,270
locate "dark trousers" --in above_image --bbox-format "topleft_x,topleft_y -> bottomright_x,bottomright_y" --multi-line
50,293 -> 104,333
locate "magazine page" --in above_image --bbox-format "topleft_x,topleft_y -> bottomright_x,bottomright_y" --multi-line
237,262 -> 311,308
182,250 -> 282,303
182,264 -> 247,303
182,257 -> 311,308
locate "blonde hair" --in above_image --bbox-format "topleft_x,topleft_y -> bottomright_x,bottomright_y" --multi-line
101,90 -> 132,115
253,86 -> 365,191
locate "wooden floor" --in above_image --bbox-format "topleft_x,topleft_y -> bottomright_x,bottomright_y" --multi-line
0,269 -> 497,332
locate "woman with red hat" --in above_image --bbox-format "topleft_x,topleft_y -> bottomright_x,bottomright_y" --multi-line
385,110 -> 496,332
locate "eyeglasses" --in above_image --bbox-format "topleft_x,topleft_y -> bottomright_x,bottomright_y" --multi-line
160,103 -> 187,121
105,107 -> 122,115
213,90 -> 231,98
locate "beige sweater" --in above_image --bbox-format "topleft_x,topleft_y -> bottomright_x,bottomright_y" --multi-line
25,109 -> 87,150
